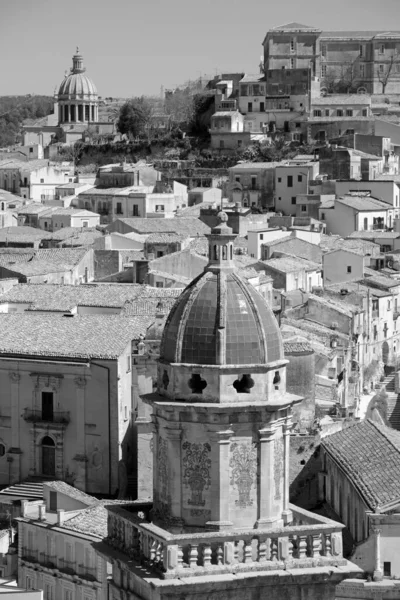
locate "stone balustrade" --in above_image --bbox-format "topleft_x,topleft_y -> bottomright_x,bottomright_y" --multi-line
105,503 -> 346,580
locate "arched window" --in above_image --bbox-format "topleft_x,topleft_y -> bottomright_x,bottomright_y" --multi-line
230,245 -> 233,260
214,245 -> 218,260
0,444 -> 5,457
357,87 -> 367,95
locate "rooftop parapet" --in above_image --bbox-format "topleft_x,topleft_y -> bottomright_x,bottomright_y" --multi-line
104,503 -> 346,580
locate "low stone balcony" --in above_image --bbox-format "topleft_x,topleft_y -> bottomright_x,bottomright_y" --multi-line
23,409 -> 70,425
105,504 -> 347,580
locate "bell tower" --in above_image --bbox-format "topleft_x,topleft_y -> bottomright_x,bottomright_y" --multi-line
147,212 -> 301,532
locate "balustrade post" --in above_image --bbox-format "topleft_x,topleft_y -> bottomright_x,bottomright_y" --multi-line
324,532 -> 332,557
243,539 -> 252,563
189,544 -> 198,568
298,535 -> 308,559
270,538 -> 278,561
311,534 -> 321,558
258,537 -> 267,562
202,544 -> 212,567
216,543 -> 224,565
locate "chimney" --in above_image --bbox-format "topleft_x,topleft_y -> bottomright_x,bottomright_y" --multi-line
57,508 -> 65,525
38,503 -> 46,521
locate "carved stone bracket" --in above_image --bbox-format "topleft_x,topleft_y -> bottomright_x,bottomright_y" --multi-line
74,377 -> 87,389
8,373 -> 20,383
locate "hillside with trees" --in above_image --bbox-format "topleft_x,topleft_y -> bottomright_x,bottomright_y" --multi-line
0,95 -> 54,148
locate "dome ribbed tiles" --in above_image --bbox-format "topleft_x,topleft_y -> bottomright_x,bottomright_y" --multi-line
58,73 -> 98,99
160,270 -> 283,366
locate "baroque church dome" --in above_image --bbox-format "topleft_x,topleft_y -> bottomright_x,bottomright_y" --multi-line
57,48 -> 98,100
160,212 -> 283,367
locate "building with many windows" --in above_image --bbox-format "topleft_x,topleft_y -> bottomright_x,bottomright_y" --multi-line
262,22 -> 400,96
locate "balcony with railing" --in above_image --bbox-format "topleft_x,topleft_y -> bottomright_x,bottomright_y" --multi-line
21,547 -> 39,564
39,552 -> 57,569
59,557 -> 75,575
78,564 -> 97,581
23,409 -> 70,425
105,503 -> 347,580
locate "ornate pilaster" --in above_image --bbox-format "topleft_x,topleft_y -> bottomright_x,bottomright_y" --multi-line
73,376 -> 87,491
206,428 -> 234,530
165,428 -> 182,519
256,425 -> 278,528
8,372 -> 22,484
282,416 -> 293,524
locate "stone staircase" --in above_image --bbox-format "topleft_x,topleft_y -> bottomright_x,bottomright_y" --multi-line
0,478 -> 46,500
382,374 -> 400,430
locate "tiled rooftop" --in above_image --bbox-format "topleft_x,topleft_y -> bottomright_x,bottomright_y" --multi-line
62,500 -> 135,538
0,283 -> 179,311
0,314 -> 152,359
312,95 -> 371,106
348,231 -> 400,240
0,226 -> 53,242
109,217 -> 210,236
263,255 -> 321,273
337,195 -> 390,211
145,232 -> 187,244
284,341 -> 314,353
45,481 -> 97,506
322,419 -> 400,510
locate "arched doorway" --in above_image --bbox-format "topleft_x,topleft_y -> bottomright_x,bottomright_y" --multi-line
382,341 -> 390,366
41,436 -> 56,477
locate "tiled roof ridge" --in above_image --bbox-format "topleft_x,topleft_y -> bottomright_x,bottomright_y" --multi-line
368,417 -> 400,454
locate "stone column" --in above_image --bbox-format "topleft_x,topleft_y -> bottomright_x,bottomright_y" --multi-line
8,372 -> 22,484
73,376 -> 87,491
206,428 -> 234,530
372,525 -> 383,581
256,425 -> 277,528
282,416 -> 293,524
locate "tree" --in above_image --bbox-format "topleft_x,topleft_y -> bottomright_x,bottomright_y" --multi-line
117,97 -> 154,140
377,53 -> 400,94
164,89 -> 195,126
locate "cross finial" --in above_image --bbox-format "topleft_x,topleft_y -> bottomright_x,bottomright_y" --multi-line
76,46 -> 80,54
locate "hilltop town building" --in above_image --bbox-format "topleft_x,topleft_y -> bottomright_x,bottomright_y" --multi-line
263,23 -> 400,95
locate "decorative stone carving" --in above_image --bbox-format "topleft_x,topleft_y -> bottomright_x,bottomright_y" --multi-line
8,372 -> 20,383
190,508 -> 211,518
74,376 -> 87,388
91,446 -> 103,469
32,375 -> 62,391
274,436 -> 284,500
182,441 -> 211,506
230,441 -> 257,508
158,437 -> 168,502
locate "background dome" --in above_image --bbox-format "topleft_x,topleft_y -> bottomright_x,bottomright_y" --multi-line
160,270 -> 283,366
58,73 -> 97,98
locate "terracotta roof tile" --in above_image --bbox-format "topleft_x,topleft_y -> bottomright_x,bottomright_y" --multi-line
0,314 -> 152,359
322,420 -> 400,510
